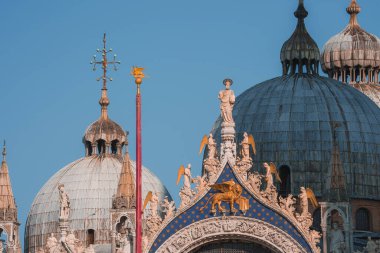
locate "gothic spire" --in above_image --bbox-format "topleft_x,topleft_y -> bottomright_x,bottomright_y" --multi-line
0,141 -> 16,210
113,145 -> 136,209
326,123 -> 348,202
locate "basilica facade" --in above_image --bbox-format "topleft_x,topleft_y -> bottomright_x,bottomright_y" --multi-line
0,0 -> 379,253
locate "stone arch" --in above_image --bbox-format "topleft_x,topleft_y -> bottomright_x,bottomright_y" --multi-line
322,207 -> 347,225
114,214 -> 134,233
153,217 -> 308,253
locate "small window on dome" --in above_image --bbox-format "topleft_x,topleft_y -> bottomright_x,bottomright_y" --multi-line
279,165 -> 291,197
356,208 -> 371,231
111,140 -> 119,155
97,140 -> 106,154
86,141 -> 93,156
87,229 -> 95,246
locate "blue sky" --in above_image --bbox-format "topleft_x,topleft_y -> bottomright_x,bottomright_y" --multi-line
1,0 -> 379,245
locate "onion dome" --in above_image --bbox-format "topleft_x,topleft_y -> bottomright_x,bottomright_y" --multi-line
280,0 -> 320,75
321,0 -> 380,106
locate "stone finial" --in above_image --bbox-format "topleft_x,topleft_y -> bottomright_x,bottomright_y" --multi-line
346,0 -> 361,27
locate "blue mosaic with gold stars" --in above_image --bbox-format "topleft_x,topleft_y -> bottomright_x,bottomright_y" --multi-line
148,164 -> 312,253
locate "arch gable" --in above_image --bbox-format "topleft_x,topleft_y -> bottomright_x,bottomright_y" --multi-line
156,217 -> 305,253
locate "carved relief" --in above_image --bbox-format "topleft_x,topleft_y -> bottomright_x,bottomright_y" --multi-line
155,217 -> 304,253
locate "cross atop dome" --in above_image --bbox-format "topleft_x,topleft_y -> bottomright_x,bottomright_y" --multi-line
83,34 -> 126,156
91,33 -> 121,120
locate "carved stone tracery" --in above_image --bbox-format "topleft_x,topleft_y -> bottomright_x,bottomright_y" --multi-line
154,217 -> 305,253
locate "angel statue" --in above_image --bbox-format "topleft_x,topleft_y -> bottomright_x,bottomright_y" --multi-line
299,187 -> 318,217
218,79 -> 235,124
176,164 -> 192,189
240,132 -> 256,162
177,164 -> 195,209
143,191 -> 162,239
58,184 -> 70,220
143,191 -> 159,218
263,162 -> 281,192
199,133 -> 217,160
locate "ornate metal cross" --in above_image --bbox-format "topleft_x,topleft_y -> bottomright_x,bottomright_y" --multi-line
90,33 -> 121,88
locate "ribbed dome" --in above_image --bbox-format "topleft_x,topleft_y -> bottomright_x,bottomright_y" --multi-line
84,118 -> 126,144
280,0 -> 320,75
211,74 -> 380,200
351,83 -> 380,107
321,0 -> 380,84
25,155 -> 172,252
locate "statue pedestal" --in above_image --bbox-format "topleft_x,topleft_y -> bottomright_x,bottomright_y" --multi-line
220,122 -> 236,167
59,219 -> 69,242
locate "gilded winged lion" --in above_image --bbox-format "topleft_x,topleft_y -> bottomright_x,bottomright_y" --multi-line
200,180 -> 249,214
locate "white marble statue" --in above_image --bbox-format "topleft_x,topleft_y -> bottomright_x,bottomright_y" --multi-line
263,163 -> 274,191
117,234 -> 131,253
218,79 -> 235,124
46,233 -> 59,253
364,237 -> 377,253
207,134 -> 217,160
177,164 -> 195,209
329,223 -> 345,253
161,196 -> 176,221
58,184 -> 70,220
240,132 -> 251,162
66,230 -> 78,252
149,192 -> 159,218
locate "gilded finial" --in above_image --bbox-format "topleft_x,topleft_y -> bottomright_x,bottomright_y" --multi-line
131,66 -> 145,93
2,140 -> 6,162
347,0 -> 361,27
90,33 -> 121,120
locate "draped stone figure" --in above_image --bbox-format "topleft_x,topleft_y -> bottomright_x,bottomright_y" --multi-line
364,237 -> 377,253
46,233 -> 59,253
329,223 -> 345,253
58,184 -> 70,220
218,79 -> 235,124
150,192 -> 159,218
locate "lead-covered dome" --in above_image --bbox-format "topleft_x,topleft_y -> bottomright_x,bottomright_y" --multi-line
321,0 -> 380,107
25,155 -> 172,252
211,0 -> 380,201
212,74 -> 380,200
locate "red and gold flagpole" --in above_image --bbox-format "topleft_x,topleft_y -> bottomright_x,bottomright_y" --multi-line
132,66 -> 145,253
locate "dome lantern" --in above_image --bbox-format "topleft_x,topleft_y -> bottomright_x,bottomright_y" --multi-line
321,0 -> 380,87
84,34 -> 126,156
280,0 -> 320,75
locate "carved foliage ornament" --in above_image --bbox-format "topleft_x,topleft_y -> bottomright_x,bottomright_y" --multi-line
154,217 -> 305,253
